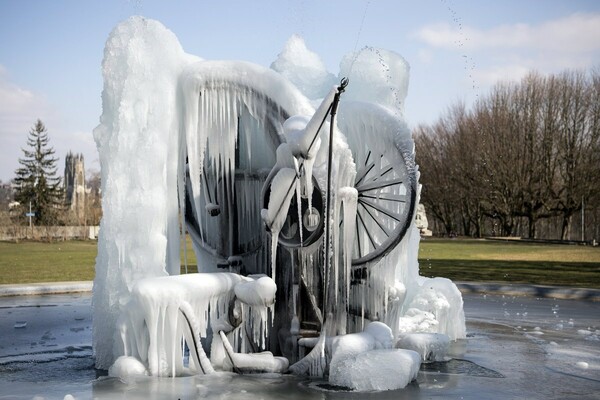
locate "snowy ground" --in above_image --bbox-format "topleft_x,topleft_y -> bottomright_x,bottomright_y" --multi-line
0,292 -> 598,399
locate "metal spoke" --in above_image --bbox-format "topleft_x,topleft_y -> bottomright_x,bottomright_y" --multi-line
359,197 -> 402,222
359,193 -> 406,203
356,177 -> 405,193
355,161 -> 375,186
372,165 -> 394,181
364,150 -> 371,167
355,215 -> 362,258
356,208 -> 378,250
359,202 -> 392,238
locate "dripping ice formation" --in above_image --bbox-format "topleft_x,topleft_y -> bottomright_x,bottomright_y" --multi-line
93,16 -> 466,391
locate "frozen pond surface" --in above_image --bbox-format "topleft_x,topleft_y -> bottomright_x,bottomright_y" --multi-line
0,292 -> 598,399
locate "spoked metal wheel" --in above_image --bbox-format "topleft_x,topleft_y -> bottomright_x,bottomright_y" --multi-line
337,102 -> 417,267
179,61 -> 315,267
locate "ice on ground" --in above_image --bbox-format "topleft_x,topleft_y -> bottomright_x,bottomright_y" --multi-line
396,332 -> 450,362
329,349 -> 421,391
576,361 -> 589,369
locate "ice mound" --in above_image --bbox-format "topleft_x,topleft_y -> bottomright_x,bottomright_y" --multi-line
271,34 -> 337,100
329,349 -> 421,391
396,332 -> 450,362
339,47 -> 410,114
327,322 -> 421,390
108,356 -> 148,378
399,277 -> 466,340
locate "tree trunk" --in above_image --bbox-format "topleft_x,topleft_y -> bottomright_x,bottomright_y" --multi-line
561,215 -> 572,240
528,215 -> 537,239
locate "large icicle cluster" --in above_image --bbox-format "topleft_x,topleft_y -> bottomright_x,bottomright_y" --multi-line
114,273 -> 277,377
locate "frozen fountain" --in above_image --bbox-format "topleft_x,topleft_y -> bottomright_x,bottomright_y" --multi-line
92,16 -> 466,391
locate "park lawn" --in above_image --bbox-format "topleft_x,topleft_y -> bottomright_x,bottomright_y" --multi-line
418,239 -> 600,288
0,240 -> 98,284
0,239 -> 199,285
0,238 -> 599,288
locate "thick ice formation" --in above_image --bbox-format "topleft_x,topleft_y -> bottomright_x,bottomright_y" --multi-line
94,16 -> 466,391
114,273 -> 276,377
93,16 -> 200,369
330,349 -> 421,391
323,323 -> 421,391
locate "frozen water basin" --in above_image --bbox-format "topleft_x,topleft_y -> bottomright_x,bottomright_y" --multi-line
1,292 -> 599,399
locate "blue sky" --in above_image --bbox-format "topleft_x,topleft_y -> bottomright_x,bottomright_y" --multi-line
1,0 -> 599,182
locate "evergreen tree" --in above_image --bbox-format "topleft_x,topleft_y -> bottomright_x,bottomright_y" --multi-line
13,119 -> 63,225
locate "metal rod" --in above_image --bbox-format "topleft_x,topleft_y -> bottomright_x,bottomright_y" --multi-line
323,78 -> 348,330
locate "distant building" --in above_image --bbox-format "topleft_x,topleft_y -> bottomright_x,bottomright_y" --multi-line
64,152 -> 86,222
0,181 -> 14,208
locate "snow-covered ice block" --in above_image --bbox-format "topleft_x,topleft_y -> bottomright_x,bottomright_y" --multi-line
396,332 -> 450,362
329,349 -> 421,391
330,321 -> 394,363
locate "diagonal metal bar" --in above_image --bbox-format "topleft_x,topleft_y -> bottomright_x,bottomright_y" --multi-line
356,207 -> 379,250
355,161 -> 375,187
355,214 -> 362,258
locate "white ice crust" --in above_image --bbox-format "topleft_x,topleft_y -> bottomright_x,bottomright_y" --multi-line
396,332 -> 450,362
330,349 -> 421,391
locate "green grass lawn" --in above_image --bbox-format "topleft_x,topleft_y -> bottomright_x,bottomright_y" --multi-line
418,238 -> 600,288
1,238 -> 599,288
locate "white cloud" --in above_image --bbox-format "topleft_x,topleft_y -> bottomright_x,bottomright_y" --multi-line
0,66 -> 56,182
471,64 -> 532,86
412,12 -> 600,97
0,65 -> 98,183
416,48 -> 434,64
0,65 -> 54,136
415,12 -> 600,53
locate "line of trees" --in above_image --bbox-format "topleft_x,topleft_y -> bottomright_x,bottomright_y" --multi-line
415,69 -> 600,240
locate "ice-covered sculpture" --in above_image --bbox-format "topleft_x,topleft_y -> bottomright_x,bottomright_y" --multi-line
93,16 -> 465,390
